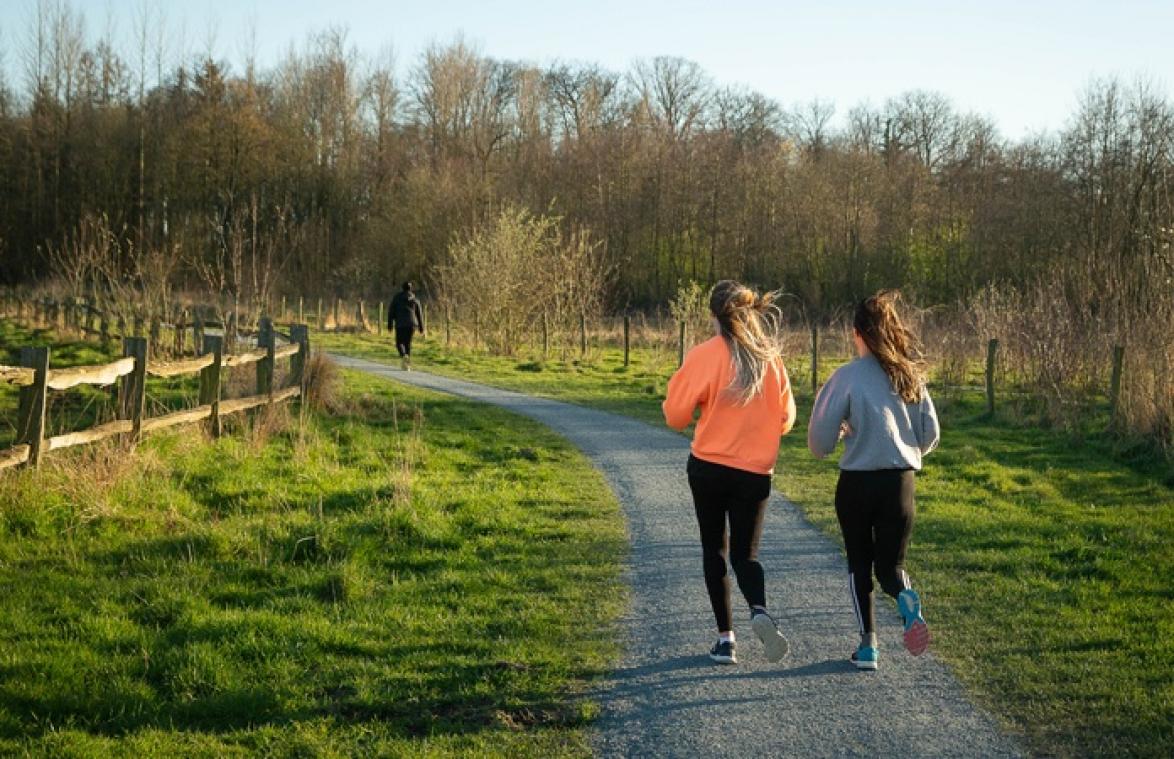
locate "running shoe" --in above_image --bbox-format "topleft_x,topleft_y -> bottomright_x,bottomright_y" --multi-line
851,644 -> 878,670
897,588 -> 931,656
750,608 -> 790,663
708,639 -> 737,665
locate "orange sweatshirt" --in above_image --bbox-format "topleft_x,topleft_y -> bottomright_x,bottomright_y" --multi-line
662,336 -> 796,475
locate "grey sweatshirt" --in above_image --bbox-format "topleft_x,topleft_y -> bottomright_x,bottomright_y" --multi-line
807,354 -> 940,471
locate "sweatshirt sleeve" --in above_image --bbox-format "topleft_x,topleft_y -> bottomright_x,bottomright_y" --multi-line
917,387 -> 940,455
779,363 -> 797,436
662,350 -> 708,431
807,369 -> 850,459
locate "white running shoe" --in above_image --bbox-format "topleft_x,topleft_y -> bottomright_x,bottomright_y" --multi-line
751,608 -> 789,663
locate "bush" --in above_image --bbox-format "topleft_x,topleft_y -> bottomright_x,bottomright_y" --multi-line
435,205 -> 610,355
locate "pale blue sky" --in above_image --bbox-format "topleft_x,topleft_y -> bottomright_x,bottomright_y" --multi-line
2,1 -> 1171,139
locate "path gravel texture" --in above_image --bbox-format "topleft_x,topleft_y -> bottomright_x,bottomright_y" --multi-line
332,355 -> 1024,759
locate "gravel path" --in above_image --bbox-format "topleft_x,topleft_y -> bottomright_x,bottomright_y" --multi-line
333,355 -> 1024,758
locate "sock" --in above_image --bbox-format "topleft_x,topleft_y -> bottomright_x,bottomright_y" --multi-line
718,631 -> 735,643
861,632 -> 878,649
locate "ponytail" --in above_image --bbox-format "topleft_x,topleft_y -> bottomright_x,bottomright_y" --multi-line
709,280 -> 784,404
853,290 -> 925,403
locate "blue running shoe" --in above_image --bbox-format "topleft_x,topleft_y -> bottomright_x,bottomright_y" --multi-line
898,588 -> 931,656
709,638 -> 737,665
851,644 -> 878,670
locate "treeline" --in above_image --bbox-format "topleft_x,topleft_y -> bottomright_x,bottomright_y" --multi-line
1,4 -> 1168,312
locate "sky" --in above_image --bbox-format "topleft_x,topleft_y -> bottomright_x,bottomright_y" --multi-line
1,0 -> 1171,140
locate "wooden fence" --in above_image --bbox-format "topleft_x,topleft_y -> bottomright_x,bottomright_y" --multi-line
2,289 -> 1130,429
0,313 -> 311,473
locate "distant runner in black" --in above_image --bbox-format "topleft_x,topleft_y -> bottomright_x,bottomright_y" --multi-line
388,282 -> 425,370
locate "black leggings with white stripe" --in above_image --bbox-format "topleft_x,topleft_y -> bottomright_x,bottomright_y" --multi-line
834,468 -> 916,635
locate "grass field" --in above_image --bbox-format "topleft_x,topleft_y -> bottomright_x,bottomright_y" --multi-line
0,356 -> 626,756
319,330 -> 1174,758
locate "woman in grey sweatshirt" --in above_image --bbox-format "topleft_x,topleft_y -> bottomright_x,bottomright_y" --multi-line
808,291 -> 939,671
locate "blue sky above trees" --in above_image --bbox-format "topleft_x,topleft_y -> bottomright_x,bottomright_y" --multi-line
0,0 -> 1170,138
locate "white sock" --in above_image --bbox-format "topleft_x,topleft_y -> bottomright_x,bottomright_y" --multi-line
718,631 -> 735,643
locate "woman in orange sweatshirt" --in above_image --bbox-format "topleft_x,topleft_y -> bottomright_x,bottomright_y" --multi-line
663,280 -> 796,665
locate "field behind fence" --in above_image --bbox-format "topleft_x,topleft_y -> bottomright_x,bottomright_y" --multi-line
0,293 -> 311,471
2,286 -> 1159,458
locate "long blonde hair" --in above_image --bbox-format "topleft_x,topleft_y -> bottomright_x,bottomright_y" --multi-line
709,280 -> 784,404
854,290 -> 926,403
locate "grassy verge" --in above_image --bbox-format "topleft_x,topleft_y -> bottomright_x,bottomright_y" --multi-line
321,330 -> 1173,758
0,368 -> 626,756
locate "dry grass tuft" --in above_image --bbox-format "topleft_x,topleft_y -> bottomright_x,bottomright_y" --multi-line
303,351 -> 342,413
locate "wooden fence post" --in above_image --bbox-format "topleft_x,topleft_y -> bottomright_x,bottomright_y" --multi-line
193,313 -> 204,353
317,297 -> 324,330
377,301 -> 384,336
623,315 -> 631,368
356,299 -> 366,332
1109,345 -> 1125,427
17,347 -> 50,468
298,296 -> 304,325
580,313 -> 587,356
149,315 -> 161,353
280,296 -> 287,322
175,308 -> 187,355
257,317 -> 275,402
811,323 -> 819,395
985,338 -> 999,416
120,337 -> 149,444
678,321 -> 686,367
199,334 -> 224,437
226,311 -> 238,349
290,324 -> 310,395
444,305 -> 451,347
541,311 -> 548,358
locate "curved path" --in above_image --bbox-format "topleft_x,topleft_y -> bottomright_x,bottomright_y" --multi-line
332,355 -> 1024,759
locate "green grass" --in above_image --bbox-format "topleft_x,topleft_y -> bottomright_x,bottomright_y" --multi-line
321,330 -> 1174,758
0,369 -> 626,756
314,332 -> 683,425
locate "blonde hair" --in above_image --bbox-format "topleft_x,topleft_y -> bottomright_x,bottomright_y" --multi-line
854,290 -> 926,403
709,280 -> 784,404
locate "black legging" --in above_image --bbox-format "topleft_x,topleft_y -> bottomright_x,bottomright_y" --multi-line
687,454 -> 770,632
395,325 -> 415,357
835,468 -> 915,635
